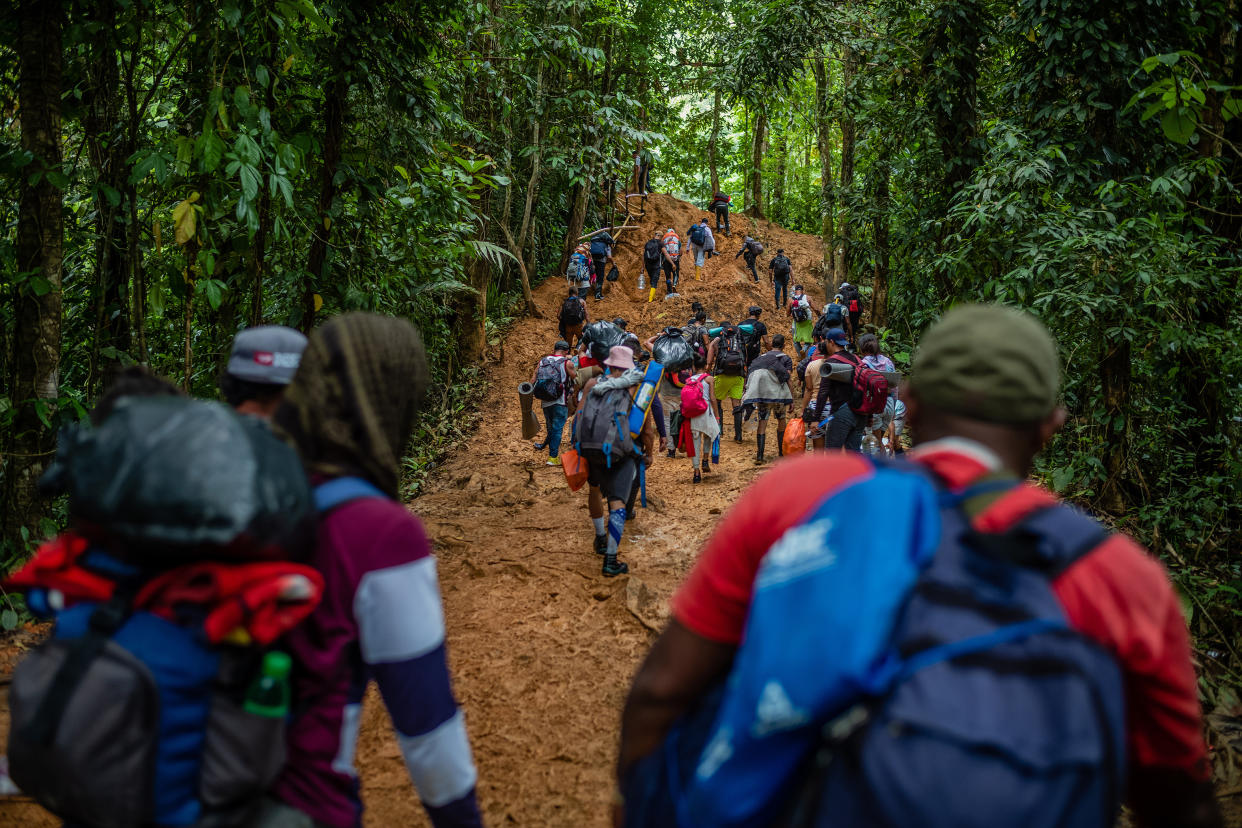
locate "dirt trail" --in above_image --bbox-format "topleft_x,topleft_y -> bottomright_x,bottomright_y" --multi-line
0,195 -> 828,827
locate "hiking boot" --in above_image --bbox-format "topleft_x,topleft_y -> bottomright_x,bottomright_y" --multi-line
593,534 -> 608,556
667,448 -> 676,459
602,554 -> 629,577
693,470 -> 702,484
546,456 -> 561,466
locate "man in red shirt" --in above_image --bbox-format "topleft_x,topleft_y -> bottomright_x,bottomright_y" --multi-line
617,304 -> 1219,827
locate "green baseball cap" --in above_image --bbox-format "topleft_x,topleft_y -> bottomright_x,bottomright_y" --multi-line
909,304 -> 1060,424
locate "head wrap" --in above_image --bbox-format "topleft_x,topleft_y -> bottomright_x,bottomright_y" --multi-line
274,313 -> 429,497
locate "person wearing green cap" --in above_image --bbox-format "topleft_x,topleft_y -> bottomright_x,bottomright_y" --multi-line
616,303 -> 1219,828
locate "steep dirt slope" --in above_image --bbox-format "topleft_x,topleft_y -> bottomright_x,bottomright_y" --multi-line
0,196 -> 828,828
351,195 -> 832,826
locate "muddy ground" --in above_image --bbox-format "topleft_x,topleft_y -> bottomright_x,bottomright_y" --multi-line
2,194 -> 1237,826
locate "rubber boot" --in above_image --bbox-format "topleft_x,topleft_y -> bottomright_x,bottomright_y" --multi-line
733,409 -> 743,443
593,533 -> 608,556
648,287 -> 656,303
695,265 -> 702,281
602,553 -> 629,577
756,434 -> 766,463
777,424 -> 785,456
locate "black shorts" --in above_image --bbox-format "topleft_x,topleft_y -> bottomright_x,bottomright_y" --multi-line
644,258 -> 660,278
585,452 -> 637,502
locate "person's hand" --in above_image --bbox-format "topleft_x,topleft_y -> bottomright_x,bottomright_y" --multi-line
659,436 -> 668,453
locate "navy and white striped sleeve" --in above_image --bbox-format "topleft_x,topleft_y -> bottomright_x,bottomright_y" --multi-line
355,557 -> 483,828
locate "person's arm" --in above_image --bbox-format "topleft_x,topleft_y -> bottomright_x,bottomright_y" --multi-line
651,394 -> 668,451
618,620 -> 736,778
360,528 -> 483,828
643,335 -> 657,350
706,339 -> 719,373
565,362 -> 579,414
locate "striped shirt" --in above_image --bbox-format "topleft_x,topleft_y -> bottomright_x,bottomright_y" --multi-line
272,496 -> 481,828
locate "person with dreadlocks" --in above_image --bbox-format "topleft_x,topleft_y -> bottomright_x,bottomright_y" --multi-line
268,313 -> 482,828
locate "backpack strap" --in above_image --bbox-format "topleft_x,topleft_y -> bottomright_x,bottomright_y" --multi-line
313,477 -> 389,512
22,585 -> 136,746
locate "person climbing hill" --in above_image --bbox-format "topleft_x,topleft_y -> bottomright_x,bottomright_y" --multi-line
568,244 -> 592,298
588,231 -> 614,300
788,284 -> 815,360
642,230 -> 663,296
769,249 -> 792,309
709,191 -> 731,235
687,219 -> 714,281
708,319 -> 747,444
741,305 -> 769,368
678,356 -> 719,484
661,227 -> 681,296
531,339 -> 577,466
735,236 -> 762,282
840,281 -> 864,344
741,333 -> 794,463
558,287 -> 588,348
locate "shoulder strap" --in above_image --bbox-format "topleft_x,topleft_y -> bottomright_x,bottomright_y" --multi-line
1013,503 -> 1110,574
314,476 -> 389,512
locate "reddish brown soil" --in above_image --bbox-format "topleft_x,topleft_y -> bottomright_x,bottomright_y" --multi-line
2,194 -> 1238,827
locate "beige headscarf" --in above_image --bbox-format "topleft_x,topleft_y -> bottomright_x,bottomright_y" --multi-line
274,312 -> 429,497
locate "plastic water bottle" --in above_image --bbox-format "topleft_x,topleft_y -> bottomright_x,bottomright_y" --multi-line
862,433 -> 880,456
244,651 -> 292,718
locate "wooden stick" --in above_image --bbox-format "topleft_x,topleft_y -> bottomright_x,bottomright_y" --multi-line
578,226 -> 639,241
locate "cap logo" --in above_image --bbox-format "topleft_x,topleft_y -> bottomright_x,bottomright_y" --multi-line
254,351 -> 274,366
252,351 -> 300,369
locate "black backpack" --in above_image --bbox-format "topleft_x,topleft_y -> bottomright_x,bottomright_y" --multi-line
842,284 -> 862,313
644,239 -> 662,263
689,224 -> 707,246
718,327 -> 745,375
792,300 -> 811,323
560,295 -> 585,324
772,256 -> 791,278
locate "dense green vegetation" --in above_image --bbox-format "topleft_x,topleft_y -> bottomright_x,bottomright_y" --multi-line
2,1 -> 1239,691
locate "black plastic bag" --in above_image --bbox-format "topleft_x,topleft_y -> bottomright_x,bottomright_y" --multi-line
582,320 -> 624,362
653,330 -> 694,372
42,396 -> 314,562
607,265 -> 621,282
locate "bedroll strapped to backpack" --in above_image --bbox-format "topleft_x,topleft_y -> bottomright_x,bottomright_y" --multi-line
627,463 -> 1125,828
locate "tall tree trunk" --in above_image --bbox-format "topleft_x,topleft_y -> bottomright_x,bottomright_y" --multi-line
503,63 -> 543,317
872,161 -> 891,328
3,0 -> 64,548
83,0 -> 130,391
838,45 -> 857,281
708,87 -> 722,195
1098,325 -> 1131,514
303,74 -> 347,332
747,107 -> 767,219
813,55 -> 836,290
771,120 -> 787,224
560,181 -> 588,275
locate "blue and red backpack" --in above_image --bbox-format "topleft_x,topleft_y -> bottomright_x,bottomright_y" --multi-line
624,459 -> 1125,828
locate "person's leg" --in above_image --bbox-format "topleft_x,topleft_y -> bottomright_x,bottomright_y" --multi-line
690,433 -> 701,482
748,259 -> 758,282
593,257 -> 606,298
548,404 -> 568,460
603,460 -> 637,575
588,485 -> 607,555
731,394 -> 743,443
701,434 -> 712,470
825,407 -> 852,451
755,404 -> 769,461
775,413 -> 786,456
661,393 -> 679,457
537,404 -> 553,451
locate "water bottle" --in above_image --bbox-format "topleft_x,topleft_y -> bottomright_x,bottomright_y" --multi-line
244,651 -> 292,718
862,433 -> 880,456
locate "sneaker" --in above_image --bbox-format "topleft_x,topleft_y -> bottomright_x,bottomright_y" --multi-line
602,557 -> 630,577
546,456 -> 561,466
533,441 -> 546,451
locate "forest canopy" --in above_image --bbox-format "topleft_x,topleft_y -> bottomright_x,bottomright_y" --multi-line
2,0 -> 1239,673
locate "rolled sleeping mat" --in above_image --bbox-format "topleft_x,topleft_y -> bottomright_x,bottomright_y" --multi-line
820,362 -> 902,389
519,382 -> 540,440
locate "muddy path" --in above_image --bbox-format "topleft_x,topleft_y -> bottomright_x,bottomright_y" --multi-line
0,194 -> 829,828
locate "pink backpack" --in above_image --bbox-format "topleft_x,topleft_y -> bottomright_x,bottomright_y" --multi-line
680,373 -> 710,418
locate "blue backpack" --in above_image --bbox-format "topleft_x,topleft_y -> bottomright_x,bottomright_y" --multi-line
627,460 -> 1125,828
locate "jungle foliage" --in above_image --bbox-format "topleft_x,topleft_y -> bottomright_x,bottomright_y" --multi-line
2,1 -> 1240,684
